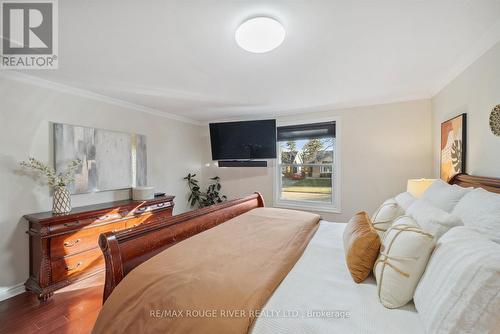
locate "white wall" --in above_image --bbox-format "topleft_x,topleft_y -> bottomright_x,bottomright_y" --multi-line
432,41 -> 500,178
201,99 -> 433,223
0,75 -> 202,295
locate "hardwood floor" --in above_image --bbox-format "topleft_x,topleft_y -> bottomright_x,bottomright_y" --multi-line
0,273 -> 104,334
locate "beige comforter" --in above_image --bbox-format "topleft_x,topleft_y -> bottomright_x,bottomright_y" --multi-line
92,207 -> 320,334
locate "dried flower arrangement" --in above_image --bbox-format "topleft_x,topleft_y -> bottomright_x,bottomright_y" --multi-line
20,157 -> 82,188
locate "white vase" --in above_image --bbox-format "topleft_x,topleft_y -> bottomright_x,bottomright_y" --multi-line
53,186 -> 72,214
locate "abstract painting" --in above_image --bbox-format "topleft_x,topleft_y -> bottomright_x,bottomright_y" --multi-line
54,123 -> 147,194
440,114 -> 466,182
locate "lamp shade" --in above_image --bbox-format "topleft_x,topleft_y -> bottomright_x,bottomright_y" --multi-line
407,179 -> 436,198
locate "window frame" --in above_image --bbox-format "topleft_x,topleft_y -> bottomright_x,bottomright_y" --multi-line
273,117 -> 341,213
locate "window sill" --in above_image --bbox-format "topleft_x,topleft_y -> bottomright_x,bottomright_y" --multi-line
273,201 -> 341,214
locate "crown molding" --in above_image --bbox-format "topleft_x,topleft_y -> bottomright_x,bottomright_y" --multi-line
430,20 -> 500,97
0,71 -> 201,126
204,92 -> 431,124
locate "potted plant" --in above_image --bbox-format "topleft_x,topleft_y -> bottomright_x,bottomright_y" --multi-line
184,173 -> 227,208
20,157 -> 82,214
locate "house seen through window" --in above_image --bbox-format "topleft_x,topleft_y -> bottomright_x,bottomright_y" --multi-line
276,122 -> 337,209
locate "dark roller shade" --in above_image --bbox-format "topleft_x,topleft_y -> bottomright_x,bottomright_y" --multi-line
277,122 -> 335,141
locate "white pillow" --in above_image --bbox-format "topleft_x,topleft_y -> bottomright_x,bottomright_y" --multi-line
373,216 -> 435,309
371,198 -> 404,237
394,192 -> 416,211
406,199 -> 463,240
421,179 -> 471,212
452,188 -> 500,243
414,227 -> 500,334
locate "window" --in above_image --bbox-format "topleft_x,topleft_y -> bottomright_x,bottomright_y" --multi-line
274,120 -> 340,212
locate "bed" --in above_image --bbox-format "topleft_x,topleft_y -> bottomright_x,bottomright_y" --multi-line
94,174 -> 500,333
250,221 -> 425,334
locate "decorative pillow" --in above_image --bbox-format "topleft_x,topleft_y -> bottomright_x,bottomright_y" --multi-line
343,212 -> 381,283
452,188 -> 500,243
373,216 -> 435,308
371,198 -> 404,237
414,227 -> 500,334
394,192 -> 416,211
406,198 -> 463,240
421,179 -> 470,212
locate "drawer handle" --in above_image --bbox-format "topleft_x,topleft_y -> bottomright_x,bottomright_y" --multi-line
64,221 -> 80,227
63,239 -> 81,248
66,261 -> 82,271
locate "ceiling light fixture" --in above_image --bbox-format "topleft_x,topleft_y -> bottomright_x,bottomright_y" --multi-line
235,17 -> 285,53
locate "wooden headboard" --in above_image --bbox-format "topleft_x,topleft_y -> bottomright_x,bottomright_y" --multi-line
449,173 -> 500,194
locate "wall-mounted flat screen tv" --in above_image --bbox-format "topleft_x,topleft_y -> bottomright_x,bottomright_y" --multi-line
209,119 -> 277,160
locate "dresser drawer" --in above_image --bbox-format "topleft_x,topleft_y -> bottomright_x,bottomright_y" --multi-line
24,196 -> 175,301
49,212 -> 126,235
51,247 -> 104,283
124,208 -> 173,228
51,221 -> 126,258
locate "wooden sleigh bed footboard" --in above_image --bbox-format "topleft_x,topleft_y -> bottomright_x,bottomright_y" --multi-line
98,192 -> 265,302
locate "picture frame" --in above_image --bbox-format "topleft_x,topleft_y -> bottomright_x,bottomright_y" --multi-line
440,113 -> 466,181
53,123 -> 147,195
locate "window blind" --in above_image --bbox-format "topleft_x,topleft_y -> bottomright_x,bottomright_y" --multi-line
277,122 -> 335,141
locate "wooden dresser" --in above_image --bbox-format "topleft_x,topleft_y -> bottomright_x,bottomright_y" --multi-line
24,195 -> 175,301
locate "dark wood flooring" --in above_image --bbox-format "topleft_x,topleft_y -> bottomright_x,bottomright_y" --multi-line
0,273 -> 104,334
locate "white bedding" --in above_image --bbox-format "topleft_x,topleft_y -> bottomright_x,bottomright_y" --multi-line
251,221 -> 425,334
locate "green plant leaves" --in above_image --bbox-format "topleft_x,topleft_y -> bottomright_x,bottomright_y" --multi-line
184,173 -> 227,208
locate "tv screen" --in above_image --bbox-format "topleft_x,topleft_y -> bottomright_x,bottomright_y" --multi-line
209,119 -> 277,160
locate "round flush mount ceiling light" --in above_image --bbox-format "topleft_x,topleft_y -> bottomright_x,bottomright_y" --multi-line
235,17 -> 285,53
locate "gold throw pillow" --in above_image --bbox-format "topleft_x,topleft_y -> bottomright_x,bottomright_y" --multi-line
343,211 -> 381,283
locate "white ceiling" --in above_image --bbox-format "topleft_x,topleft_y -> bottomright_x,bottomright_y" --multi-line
23,0 -> 500,122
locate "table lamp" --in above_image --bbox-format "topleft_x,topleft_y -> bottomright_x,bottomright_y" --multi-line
407,178 -> 436,198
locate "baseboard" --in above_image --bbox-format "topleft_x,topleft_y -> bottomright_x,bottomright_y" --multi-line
0,283 -> 26,302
